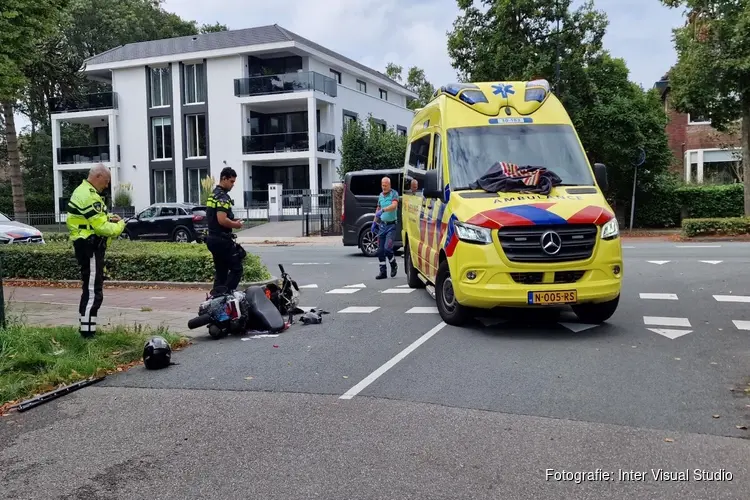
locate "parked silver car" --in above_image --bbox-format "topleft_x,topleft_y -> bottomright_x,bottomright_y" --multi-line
0,211 -> 45,244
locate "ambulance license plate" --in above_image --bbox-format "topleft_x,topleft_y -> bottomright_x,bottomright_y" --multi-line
528,290 -> 577,305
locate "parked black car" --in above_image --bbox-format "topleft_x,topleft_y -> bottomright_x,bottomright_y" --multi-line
121,203 -> 208,242
342,168 -> 404,257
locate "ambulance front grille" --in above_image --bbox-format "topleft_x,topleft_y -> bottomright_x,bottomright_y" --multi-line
497,224 -> 597,263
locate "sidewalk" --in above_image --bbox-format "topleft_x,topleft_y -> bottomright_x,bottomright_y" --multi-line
3,286 -> 205,337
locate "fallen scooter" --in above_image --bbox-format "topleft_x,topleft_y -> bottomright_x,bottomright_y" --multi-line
187,264 -> 303,339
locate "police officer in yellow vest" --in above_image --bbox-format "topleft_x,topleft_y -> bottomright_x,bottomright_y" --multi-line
66,164 -> 125,338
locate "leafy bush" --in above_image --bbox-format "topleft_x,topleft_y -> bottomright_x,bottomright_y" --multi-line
682,217 -> 750,237
630,172 -> 682,228
675,184 -> 744,219
0,240 -> 270,283
0,193 -> 55,214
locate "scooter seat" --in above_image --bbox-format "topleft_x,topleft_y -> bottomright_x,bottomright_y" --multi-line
244,286 -> 285,332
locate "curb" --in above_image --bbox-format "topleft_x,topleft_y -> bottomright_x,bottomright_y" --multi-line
3,276 -> 280,290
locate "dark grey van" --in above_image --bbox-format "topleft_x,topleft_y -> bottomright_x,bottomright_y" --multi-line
342,169 -> 404,257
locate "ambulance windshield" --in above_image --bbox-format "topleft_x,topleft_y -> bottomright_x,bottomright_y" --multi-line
446,124 -> 595,190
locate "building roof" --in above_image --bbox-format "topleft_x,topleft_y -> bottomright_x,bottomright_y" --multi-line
84,24 -> 413,95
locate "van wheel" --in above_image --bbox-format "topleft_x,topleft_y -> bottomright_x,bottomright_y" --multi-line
435,259 -> 469,326
359,228 -> 378,257
571,295 -> 620,324
405,244 -> 425,289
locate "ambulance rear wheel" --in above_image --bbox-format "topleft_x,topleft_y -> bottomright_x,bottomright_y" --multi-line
571,295 -> 620,324
405,243 -> 425,289
435,259 -> 469,326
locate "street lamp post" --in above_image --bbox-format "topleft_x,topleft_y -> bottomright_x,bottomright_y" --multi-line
0,253 -> 5,329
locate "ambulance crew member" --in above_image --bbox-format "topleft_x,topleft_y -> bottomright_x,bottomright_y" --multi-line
205,167 -> 245,295
66,164 -> 125,338
374,176 -> 399,279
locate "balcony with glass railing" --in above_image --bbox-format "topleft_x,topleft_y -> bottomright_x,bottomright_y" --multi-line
241,132 -> 336,155
234,71 -> 338,98
49,92 -> 118,113
57,145 -> 118,165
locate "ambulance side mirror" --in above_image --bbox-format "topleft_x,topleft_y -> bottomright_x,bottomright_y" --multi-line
594,163 -> 608,191
423,168 -> 443,201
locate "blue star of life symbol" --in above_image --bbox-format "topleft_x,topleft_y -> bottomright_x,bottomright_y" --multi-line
492,84 -> 515,97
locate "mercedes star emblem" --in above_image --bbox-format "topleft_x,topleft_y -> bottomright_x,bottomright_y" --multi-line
540,231 -> 562,255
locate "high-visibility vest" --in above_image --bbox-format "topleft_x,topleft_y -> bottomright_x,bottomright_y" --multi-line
66,179 -> 125,241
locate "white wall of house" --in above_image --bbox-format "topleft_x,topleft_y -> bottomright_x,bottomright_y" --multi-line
206,55 -> 245,196
112,66 -> 150,210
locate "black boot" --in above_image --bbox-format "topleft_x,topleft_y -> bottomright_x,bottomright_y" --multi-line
376,264 -> 387,280
389,258 -> 398,278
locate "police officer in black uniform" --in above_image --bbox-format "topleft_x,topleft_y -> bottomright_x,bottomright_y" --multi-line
205,167 -> 245,295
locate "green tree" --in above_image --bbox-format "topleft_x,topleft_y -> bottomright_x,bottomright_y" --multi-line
660,0 -> 750,214
385,62 -> 436,110
0,0 -> 68,221
338,115 -> 408,178
446,0 -> 674,220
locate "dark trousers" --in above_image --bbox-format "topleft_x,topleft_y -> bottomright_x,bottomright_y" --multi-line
206,234 -> 245,294
73,237 -> 106,337
377,222 -> 397,266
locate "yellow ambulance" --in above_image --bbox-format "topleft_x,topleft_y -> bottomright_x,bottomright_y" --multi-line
400,79 -> 622,326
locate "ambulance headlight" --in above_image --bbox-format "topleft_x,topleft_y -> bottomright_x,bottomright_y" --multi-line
454,221 -> 492,244
601,218 -> 619,240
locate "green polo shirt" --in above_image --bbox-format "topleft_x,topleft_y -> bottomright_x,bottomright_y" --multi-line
378,190 -> 398,222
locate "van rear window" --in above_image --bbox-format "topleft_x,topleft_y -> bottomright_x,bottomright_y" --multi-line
349,174 -> 402,196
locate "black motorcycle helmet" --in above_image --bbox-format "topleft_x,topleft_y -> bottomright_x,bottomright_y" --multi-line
143,336 -> 172,370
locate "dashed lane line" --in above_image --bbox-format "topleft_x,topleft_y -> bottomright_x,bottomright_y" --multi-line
639,293 -> 678,300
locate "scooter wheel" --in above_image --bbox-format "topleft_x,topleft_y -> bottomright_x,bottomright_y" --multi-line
208,325 -> 227,340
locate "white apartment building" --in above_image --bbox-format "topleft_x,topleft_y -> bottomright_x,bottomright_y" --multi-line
50,24 -> 417,216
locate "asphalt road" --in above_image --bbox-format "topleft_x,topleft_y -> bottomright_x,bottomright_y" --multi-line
2,240 -> 750,499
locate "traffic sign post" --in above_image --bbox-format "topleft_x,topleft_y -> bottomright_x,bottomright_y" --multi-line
0,253 -> 5,329
629,148 -> 646,231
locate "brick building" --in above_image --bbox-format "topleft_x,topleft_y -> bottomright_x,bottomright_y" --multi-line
654,75 -> 742,184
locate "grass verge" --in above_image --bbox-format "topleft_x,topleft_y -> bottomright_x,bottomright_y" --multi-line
0,323 -> 190,413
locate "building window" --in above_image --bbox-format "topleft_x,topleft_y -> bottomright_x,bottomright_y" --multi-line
183,63 -> 206,104
153,169 -> 176,203
330,69 -> 341,84
151,116 -> 172,160
357,80 -> 366,93
343,111 -> 357,130
379,88 -> 388,100
372,120 -> 386,132
187,167 -> 209,203
397,126 -> 407,136
150,67 -> 171,107
185,114 -> 207,158
688,112 -> 710,124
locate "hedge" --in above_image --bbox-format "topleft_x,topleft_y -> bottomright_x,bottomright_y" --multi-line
682,217 -> 750,237
0,240 -> 271,283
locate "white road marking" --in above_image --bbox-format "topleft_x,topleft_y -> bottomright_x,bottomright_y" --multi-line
40,293 -> 54,296
326,288 -> 360,294
406,306 -> 439,314
292,262 -> 330,265
151,296 -> 166,299
339,306 -> 380,313
396,284 -> 411,288
647,260 -> 670,265
675,245 -> 721,248
344,283 -> 366,288
644,316 -> 691,328
621,245 -> 636,249
559,322 -> 599,332
732,320 -> 750,331
639,293 -> 678,300
700,260 -> 723,265
647,328 -> 693,339
298,284 -> 318,289
381,288 -> 416,294
713,295 -> 750,303
340,321 -> 447,400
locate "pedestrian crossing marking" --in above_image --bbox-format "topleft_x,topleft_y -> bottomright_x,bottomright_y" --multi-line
640,293 -> 678,300
406,307 -> 439,314
339,306 -> 380,313
344,283 -> 366,288
732,320 -> 750,331
326,288 -> 361,294
647,261 -> 670,265
643,316 -> 691,328
299,284 -> 318,289
713,295 -> 750,303
381,288 -> 416,294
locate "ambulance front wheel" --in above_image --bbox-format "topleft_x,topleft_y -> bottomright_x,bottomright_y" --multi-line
571,294 -> 620,324
435,259 -> 470,326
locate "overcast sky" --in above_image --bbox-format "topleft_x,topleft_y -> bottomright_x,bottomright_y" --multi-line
15,0 -> 687,133
163,0 -> 687,88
